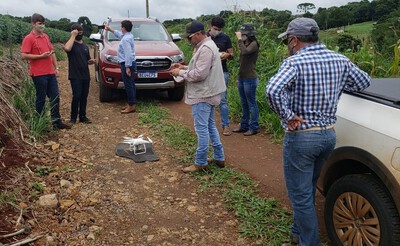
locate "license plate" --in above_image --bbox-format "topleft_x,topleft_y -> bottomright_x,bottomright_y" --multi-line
138,71 -> 157,78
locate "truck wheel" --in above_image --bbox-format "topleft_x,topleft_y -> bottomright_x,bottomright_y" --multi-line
94,64 -> 99,82
325,174 -> 400,246
168,86 -> 184,101
99,79 -> 114,102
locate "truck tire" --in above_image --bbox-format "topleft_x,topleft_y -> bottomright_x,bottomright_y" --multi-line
98,77 -> 114,102
167,86 -> 184,101
325,174 -> 400,246
94,64 -> 99,82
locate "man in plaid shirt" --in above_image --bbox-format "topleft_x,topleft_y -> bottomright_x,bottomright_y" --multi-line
266,18 -> 371,246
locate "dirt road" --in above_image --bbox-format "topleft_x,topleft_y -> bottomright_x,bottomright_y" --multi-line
1,56 -> 328,245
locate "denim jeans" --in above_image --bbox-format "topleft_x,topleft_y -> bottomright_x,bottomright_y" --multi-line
120,63 -> 136,105
32,74 -> 61,124
283,128 -> 336,246
219,72 -> 230,127
192,102 -> 225,166
70,79 -> 90,121
238,77 -> 259,131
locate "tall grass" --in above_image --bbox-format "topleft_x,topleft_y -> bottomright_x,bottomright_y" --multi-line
12,79 -> 52,140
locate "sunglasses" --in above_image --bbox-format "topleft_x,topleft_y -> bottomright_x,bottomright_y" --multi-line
187,32 -> 197,41
282,36 -> 295,45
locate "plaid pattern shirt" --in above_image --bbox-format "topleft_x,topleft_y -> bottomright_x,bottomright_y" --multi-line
266,42 -> 371,130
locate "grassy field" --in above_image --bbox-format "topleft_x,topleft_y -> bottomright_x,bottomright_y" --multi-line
319,21 -> 375,44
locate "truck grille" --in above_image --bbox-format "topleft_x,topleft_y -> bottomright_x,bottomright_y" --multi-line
136,58 -> 171,71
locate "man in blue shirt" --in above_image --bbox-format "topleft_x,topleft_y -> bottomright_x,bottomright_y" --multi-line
208,17 -> 234,136
105,20 -> 136,113
266,18 -> 371,246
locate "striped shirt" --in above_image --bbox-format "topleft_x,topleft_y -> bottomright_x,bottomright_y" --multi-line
266,42 -> 371,130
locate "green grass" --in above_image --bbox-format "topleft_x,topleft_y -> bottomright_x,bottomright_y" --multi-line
137,101 -> 293,245
319,21 -> 375,45
12,79 -> 53,140
31,182 -> 45,193
0,189 -> 22,208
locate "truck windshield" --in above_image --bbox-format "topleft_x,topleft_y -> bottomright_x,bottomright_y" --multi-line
107,21 -> 169,41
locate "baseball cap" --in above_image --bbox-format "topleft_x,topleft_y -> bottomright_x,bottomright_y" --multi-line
278,18 -> 319,39
238,23 -> 256,36
182,21 -> 204,38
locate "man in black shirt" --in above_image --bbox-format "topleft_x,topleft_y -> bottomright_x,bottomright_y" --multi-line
63,23 -> 95,124
208,17 -> 234,136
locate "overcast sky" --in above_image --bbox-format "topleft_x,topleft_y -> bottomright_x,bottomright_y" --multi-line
1,0 -> 355,25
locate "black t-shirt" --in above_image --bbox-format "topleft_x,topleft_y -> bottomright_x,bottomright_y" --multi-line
211,32 -> 233,72
67,42 -> 91,80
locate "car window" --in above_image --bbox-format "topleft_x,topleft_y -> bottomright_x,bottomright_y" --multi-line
107,21 -> 169,41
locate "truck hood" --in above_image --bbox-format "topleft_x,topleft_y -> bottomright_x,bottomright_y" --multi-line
107,41 -> 182,57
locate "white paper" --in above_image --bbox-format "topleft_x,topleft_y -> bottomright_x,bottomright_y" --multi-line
173,76 -> 185,83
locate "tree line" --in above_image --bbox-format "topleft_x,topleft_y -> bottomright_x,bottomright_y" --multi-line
5,15 -> 95,37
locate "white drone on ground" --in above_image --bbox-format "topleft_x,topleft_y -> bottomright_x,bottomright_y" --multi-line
122,135 -> 153,155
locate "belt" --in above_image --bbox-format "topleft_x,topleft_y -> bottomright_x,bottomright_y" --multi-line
286,125 -> 334,133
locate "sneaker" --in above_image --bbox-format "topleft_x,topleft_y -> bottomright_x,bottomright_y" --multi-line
281,236 -> 299,246
121,104 -> 136,114
207,158 -> 225,168
243,129 -> 260,136
69,119 -> 77,124
222,126 -> 232,136
232,125 -> 247,133
182,165 -> 208,173
54,121 -> 72,130
79,117 -> 92,124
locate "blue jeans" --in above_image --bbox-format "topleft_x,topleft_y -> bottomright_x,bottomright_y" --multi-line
32,74 -> 61,124
70,79 -> 90,121
238,77 -> 259,131
219,72 -> 230,127
283,128 -> 336,246
192,102 -> 225,166
120,63 -> 136,105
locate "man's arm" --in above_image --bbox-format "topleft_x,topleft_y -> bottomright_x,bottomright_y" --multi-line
266,62 -> 296,121
344,63 -> 371,92
63,29 -> 79,52
51,52 -> 60,76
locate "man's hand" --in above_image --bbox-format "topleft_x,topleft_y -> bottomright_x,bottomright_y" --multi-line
220,52 -> 230,61
71,29 -> 79,37
235,32 -> 242,40
170,68 -> 180,77
170,63 -> 184,69
126,67 -> 131,77
41,51 -> 53,58
104,24 -> 113,33
287,115 -> 305,131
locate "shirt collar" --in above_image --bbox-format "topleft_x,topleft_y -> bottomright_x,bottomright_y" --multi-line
195,36 -> 211,49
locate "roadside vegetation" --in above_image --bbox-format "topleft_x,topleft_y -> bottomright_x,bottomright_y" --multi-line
172,13 -> 400,140
138,101 -> 293,245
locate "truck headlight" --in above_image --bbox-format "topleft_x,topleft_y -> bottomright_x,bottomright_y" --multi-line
105,55 -> 119,64
170,54 -> 184,63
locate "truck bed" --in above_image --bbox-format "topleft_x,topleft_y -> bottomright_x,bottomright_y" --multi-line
347,78 -> 400,108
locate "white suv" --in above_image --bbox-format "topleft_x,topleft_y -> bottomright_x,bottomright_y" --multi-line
318,78 -> 400,245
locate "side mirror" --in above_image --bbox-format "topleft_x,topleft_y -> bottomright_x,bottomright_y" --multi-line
171,33 -> 182,42
89,33 -> 102,42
